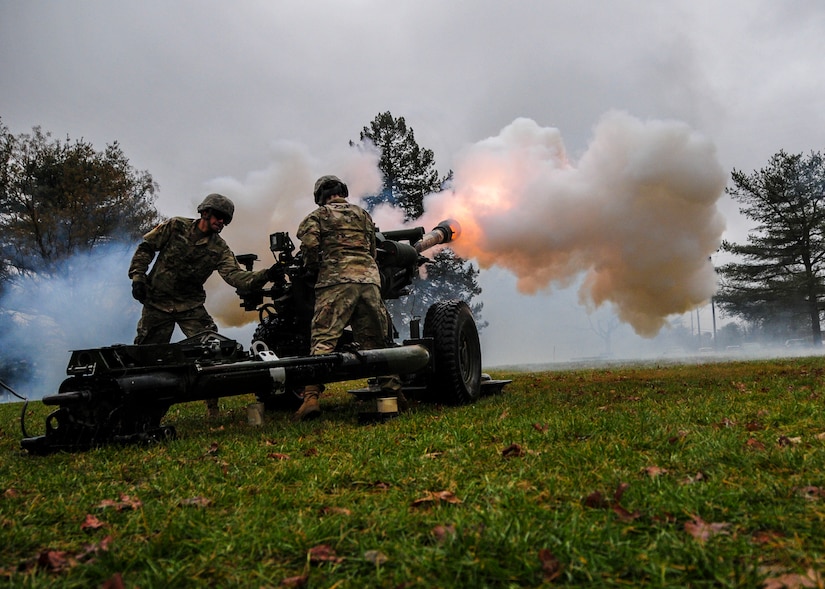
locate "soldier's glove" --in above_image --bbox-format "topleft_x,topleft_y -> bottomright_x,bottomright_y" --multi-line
131,281 -> 148,303
266,263 -> 280,282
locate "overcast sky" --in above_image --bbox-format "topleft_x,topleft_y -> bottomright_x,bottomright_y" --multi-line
2,0 -> 824,374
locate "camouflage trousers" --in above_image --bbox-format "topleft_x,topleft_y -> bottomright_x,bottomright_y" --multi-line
134,304 -> 217,345
310,283 -> 400,394
134,304 -> 221,412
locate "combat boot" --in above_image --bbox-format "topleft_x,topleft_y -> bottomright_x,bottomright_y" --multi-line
293,385 -> 321,421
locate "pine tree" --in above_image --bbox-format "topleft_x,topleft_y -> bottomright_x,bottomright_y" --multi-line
352,112 -> 485,331
716,150 -> 825,344
352,111 -> 444,221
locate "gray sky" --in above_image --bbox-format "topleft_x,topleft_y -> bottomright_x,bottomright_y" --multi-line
2,0 -> 824,371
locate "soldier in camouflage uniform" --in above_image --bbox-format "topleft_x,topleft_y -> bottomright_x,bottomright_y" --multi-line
129,193 -> 273,416
294,175 -> 402,421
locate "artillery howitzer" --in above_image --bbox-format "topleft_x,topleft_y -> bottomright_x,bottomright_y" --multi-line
21,220 -> 509,454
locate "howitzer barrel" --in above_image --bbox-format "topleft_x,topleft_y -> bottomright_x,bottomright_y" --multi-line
43,344 -> 431,407
194,345 -> 431,402
413,219 -> 460,253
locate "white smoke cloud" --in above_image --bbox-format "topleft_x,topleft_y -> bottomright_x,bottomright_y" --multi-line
0,244 -> 140,399
421,112 -> 727,336
199,140 -> 383,327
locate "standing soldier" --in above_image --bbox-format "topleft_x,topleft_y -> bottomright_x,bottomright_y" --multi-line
129,193 -> 273,417
294,175 -> 402,421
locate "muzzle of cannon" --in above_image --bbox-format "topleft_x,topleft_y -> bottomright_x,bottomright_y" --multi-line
413,219 -> 460,252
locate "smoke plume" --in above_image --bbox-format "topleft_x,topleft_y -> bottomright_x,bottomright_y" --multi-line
205,112 -> 726,337
419,112 -> 727,336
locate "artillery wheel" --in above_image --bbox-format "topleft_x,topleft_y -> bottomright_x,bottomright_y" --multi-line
423,299 -> 482,405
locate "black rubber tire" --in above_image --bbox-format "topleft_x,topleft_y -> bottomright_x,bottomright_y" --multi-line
423,300 -> 482,404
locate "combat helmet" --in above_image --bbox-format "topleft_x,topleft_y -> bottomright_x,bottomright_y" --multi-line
313,175 -> 348,205
197,193 -> 234,224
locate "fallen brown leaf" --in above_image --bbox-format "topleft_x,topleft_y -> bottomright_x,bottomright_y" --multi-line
432,524 -> 457,543
796,486 -> 824,500
319,506 -> 351,516
279,574 -> 309,587
538,548 -> 562,581
684,516 -> 730,542
80,513 -> 106,532
363,549 -> 388,565
37,550 -> 76,572
502,443 -> 525,458
751,529 -> 786,545
101,572 -> 126,589
583,491 -> 608,509
612,504 -> 642,522
745,437 -> 766,451
97,493 -> 142,512
308,544 -> 344,564
762,568 -> 823,589
267,453 -> 291,460
411,490 -> 462,508
643,466 -> 668,478
681,471 -> 707,485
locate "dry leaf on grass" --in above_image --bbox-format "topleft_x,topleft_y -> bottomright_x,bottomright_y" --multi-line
279,574 -> 309,587
643,466 -> 668,478
745,437 -> 766,451
319,506 -> 351,516
364,550 -> 388,565
684,516 -> 730,542
502,443 -> 525,458
101,572 -> 126,589
80,513 -> 106,532
411,490 -> 462,508
762,568 -> 823,589
432,524 -> 457,543
538,548 -> 562,581
308,544 -> 344,564
97,493 -> 142,511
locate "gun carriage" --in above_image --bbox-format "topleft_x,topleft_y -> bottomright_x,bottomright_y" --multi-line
21,220 -> 509,454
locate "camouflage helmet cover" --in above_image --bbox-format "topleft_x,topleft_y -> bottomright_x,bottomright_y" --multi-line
197,193 -> 235,224
313,175 -> 348,205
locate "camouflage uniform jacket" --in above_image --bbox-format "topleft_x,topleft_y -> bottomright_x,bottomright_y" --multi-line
296,196 -> 381,289
128,217 -> 269,313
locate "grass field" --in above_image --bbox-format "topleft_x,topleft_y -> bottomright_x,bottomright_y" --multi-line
2,356 -> 825,587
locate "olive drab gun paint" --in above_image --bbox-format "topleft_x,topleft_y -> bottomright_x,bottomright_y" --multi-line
21,220 -> 509,454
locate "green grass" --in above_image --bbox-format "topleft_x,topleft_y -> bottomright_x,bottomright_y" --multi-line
2,357 -> 825,587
